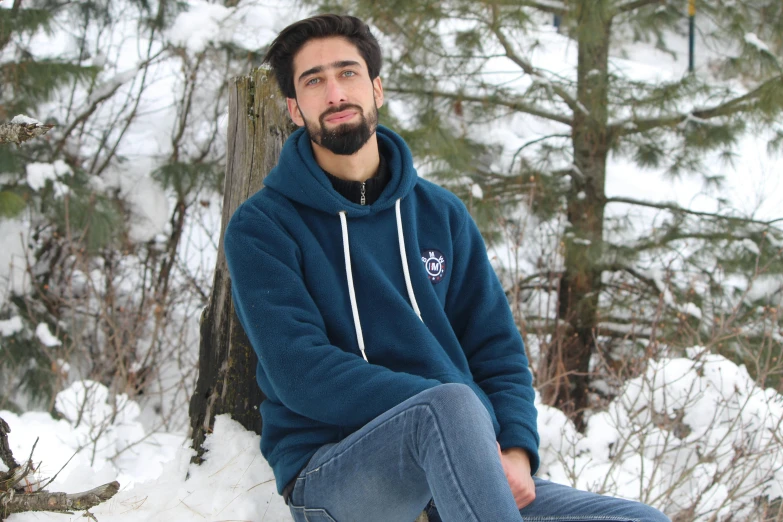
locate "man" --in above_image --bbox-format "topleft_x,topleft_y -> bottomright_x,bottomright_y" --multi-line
224,14 -> 669,522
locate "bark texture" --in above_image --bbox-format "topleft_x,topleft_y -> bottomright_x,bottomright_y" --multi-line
189,68 -> 294,460
1,481 -> 119,517
0,121 -> 54,144
538,0 -> 612,429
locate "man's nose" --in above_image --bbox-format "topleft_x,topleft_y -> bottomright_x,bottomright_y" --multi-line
325,79 -> 347,105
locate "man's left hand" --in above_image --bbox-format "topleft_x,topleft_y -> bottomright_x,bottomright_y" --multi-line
497,443 -> 536,509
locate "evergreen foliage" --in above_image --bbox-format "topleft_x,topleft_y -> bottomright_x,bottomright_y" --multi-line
301,0 -> 783,419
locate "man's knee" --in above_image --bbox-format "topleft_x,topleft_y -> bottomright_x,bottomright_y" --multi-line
418,383 -> 490,422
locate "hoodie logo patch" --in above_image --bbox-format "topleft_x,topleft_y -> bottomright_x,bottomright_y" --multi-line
421,249 -> 447,284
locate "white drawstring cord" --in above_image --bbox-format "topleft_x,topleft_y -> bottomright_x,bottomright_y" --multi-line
339,211 -> 368,362
396,199 -> 423,322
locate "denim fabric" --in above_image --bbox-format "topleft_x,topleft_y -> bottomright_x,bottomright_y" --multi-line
288,384 -> 669,522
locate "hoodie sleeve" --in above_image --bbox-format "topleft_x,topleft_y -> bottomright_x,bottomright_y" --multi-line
444,207 -> 540,474
224,204 -> 442,429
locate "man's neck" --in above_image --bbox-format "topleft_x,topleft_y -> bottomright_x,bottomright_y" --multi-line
311,135 -> 380,182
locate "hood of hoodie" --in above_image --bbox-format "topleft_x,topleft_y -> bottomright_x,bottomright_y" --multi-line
262,124 -> 417,218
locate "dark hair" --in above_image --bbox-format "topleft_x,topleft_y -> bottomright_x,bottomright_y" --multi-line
263,14 -> 382,99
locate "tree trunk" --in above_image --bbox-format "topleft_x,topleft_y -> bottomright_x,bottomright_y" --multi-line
189,69 -> 293,460
539,0 -> 612,430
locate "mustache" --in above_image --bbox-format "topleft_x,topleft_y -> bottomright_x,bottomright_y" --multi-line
319,104 -> 364,122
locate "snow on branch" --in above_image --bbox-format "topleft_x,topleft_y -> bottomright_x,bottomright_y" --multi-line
0,116 -> 54,145
612,0 -> 664,15
609,73 -> 783,137
494,0 -> 568,16
606,195 -> 782,226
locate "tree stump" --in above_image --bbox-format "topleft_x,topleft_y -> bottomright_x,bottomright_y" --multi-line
189,68 -> 294,461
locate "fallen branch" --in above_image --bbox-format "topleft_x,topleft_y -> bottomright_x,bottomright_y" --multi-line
0,416 -> 120,520
1,481 -> 120,516
0,116 -> 55,145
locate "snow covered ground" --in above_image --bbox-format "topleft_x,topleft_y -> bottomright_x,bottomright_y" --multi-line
2,349 -> 781,521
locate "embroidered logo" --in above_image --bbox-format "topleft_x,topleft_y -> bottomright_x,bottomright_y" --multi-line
421,249 -> 447,284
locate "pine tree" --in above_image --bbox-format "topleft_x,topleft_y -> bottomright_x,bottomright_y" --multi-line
301,0 -> 783,425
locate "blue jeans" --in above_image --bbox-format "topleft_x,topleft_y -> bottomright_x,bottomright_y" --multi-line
288,384 -> 669,522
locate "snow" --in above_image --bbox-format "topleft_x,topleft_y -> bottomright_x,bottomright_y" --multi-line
0,316 -> 23,336
25,163 -> 59,191
744,33 -> 771,54
471,183 -> 484,200
35,323 -> 61,347
10,114 -> 42,125
3,349 -> 778,521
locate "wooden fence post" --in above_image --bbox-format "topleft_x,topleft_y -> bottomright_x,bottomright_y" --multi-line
189,68 -> 293,461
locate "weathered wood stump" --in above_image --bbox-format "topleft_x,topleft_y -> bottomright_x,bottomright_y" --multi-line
189,68 -> 293,460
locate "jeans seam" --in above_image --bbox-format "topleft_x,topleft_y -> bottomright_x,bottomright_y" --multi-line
522,515 -> 642,522
423,404 -> 483,522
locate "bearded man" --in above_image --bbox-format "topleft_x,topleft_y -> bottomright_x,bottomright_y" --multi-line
224,13 -> 670,522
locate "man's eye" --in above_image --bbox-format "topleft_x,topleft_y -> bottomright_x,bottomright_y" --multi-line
343,71 -> 356,77
305,78 -> 320,86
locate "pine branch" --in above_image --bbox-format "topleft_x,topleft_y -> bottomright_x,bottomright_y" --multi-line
0,121 -> 54,144
387,86 -> 573,126
606,196 -> 782,226
612,0 -> 665,15
1,481 -> 120,516
610,74 -> 783,137
492,0 -> 568,16
488,6 -> 580,114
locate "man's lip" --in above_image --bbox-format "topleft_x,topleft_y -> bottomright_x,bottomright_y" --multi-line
324,110 -> 357,123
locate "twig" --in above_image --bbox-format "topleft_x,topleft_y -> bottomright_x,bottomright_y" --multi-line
1,481 -> 119,516
0,121 -> 55,145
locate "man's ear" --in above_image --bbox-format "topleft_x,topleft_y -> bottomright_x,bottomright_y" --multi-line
373,77 -> 384,109
286,98 -> 305,127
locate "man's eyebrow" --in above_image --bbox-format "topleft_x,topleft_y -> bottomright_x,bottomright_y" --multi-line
297,60 -> 361,83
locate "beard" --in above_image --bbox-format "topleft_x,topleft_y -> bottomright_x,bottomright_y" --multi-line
301,102 -> 379,156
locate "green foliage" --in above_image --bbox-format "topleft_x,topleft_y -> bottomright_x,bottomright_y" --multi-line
0,297 -> 62,412
152,161 -> 223,199
0,61 -> 100,117
0,8 -> 52,47
0,189 -> 26,218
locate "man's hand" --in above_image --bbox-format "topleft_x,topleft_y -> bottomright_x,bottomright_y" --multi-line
497,443 -> 536,509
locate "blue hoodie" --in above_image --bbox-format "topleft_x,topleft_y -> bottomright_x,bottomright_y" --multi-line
224,125 -> 539,494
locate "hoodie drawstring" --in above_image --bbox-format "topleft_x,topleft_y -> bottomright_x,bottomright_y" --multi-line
339,211 -> 367,362
339,198 -> 423,363
395,199 -> 423,321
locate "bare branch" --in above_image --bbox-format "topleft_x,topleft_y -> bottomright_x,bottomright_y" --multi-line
0,417 -> 19,470
606,196 -> 782,226
1,481 -> 120,516
387,86 -> 573,126
610,75 -> 783,137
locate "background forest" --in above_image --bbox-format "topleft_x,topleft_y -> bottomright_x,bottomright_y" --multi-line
1,0 -> 782,520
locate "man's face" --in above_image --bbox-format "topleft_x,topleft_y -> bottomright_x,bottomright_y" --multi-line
287,37 -> 384,156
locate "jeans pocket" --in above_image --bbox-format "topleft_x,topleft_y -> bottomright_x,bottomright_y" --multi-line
289,505 -> 307,522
